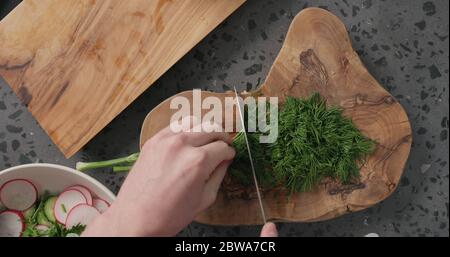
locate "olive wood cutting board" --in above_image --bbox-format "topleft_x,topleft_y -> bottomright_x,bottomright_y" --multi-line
139,8 -> 412,225
0,0 -> 245,157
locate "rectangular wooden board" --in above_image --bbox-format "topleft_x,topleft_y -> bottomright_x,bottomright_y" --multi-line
0,0 -> 245,157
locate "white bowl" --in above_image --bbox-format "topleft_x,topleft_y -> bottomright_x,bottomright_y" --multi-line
0,163 -> 115,208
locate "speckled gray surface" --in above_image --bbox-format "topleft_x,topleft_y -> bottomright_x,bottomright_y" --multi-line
0,0 -> 448,237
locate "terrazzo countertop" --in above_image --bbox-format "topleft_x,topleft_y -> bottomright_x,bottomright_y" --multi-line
0,0 -> 448,236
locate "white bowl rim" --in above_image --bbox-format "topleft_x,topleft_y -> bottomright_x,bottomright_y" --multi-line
0,163 -> 116,201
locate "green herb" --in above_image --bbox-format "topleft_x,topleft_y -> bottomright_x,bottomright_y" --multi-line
230,93 -> 375,192
28,191 -> 50,224
272,94 -> 374,192
61,204 -> 67,214
21,192 -> 87,237
64,224 -> 86,236
27,223 -> 86,237
21,224 -> 40,237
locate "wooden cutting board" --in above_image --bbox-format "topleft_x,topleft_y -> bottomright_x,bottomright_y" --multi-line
139,8 -> 412,225
0,0 -> 245,157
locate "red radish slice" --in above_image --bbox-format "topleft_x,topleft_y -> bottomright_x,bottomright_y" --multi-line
0,179 -> 37,211
54,189 -> 87,224
93,198 -> 110,213
35,224 -> 49,231
66,185 -> 93,205
65,204 -> 100,229
0,210 -> 25,237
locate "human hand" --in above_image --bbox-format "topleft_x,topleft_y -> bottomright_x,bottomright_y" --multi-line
82,118 -> 235,236
260,222 -> 278,237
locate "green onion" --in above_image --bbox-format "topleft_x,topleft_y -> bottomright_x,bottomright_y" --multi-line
76,153 -> 139,172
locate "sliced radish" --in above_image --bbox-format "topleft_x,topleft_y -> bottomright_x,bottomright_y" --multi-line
0,179 -> 38,211
93,198 -> 110,213
35,224 -> 49,232
0,210 -> 25,237
54,189 -> 87,224
66,185 -> 93,206
65,204 -> 100,229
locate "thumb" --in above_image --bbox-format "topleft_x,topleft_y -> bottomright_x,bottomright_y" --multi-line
260,222 -> 278,237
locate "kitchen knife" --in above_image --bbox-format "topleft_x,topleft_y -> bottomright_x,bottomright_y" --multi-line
233,87 -> 267,224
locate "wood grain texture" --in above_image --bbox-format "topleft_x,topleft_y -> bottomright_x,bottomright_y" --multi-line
0,0 -> 245,157
140,8 -> 412,225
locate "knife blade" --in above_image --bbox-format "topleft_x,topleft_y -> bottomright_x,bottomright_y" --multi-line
233,87 -> 267,224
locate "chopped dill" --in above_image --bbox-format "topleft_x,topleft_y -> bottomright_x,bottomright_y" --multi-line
230,93 -> 375,193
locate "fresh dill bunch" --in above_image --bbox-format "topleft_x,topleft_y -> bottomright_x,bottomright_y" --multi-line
270,93 -> 375,192
229,93 -> 375,193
